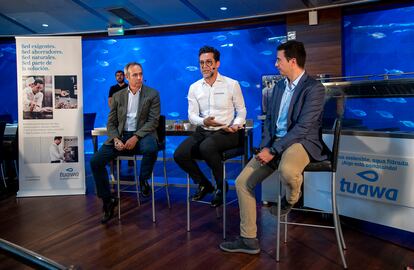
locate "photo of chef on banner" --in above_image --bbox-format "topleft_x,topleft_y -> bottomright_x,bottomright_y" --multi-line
22,75 -> 53,119
23,136 -> 79,164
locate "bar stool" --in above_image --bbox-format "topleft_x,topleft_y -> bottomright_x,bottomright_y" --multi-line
186,128 -> 247,239
276,118 -> 347,268
116,115 -> 171,223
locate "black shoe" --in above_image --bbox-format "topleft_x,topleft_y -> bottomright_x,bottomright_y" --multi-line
211,182 -> 229,208
211,189 -> 224,208
140,180 -> 151,198
192,183 -> 214,201
101,197 -> 118,224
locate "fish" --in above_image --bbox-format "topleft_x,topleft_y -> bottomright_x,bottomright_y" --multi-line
0,52 -> 3,58
369,32 -> 386,39
228,31 -> 240,36
168,112 -> 180,117
1,47 -> 16,54
384,98 -> 407,103
138,59 -> 146,64
185,66 -> 198,72
375,110 -> 394,119
384,69 -> 404,74
96,60 -> 109,67
343,21 -> 351,28
213,35 -> 227,41
393,29 -> 414,34
94,78 -> 106,83
267,36 -> 287,43
400,121 -> 414,128
240,81 -> 250,88
350,109 -> 367,117
220,43 -> 234,47
260,50 -> 272,56
103,39 -> 117,45
99,49 -> 108,54
254,106 -> 261,111
132,47 -> 141,51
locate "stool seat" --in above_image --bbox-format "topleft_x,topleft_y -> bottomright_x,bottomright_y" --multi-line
304,160 -> 332,171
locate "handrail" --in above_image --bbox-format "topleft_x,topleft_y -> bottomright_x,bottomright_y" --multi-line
0,238 -> 77,270
316,71 -> 414,82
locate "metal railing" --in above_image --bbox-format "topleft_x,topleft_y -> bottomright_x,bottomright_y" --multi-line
0,238 -> 78,270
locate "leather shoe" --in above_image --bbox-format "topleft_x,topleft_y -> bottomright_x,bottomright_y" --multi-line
211,182 -> 229,208
192,183 -> 214,201
211,189 -> 224,208
140,180 -> 151,198
101,197 -> 118,224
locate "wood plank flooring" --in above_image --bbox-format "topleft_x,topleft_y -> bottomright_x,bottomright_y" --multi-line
0,160 -> 413,269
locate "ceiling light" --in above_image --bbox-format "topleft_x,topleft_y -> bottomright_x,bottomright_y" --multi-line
42,23 -> 49,27
220,7 -> 227,11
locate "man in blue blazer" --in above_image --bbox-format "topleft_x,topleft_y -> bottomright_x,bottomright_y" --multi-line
90,62 -> 160,224
220,40 -> 326,254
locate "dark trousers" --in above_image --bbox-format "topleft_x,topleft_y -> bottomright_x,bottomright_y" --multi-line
90,133 -> 158,200
174,127 -> 240,190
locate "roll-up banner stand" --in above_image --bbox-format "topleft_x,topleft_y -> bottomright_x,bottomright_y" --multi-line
16,36 -> 85,197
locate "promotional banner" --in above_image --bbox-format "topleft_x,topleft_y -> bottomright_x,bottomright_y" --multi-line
304,134 -> 414,232
16,36 -> 85,197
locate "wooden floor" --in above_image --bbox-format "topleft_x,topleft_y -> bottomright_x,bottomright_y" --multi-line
1,162 -> 414,269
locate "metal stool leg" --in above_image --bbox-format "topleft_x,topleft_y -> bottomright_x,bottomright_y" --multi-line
187,174 -> 191,232
152,172 -> 156,223
0,163 -> 6,188
223,162 -> 226,240
134,157 -> 140,207
163,150 -> 171,209
276,190 -> 281,261
117,158 -> 121,220
332,172 -> 348,268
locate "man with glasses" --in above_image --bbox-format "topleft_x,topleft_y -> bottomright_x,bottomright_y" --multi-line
220,40 -> 326,254
90,62 -> 160,224
174,45 -> 246,208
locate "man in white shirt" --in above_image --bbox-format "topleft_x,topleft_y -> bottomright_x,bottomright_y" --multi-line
49,136 -> 66,163
174,46 -> 246,208
23,79 -> 44,112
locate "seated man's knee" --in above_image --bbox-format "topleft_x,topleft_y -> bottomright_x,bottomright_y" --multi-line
140,137 -> 158,155
199,139 -> 217,157
173,144 -> 188,162
279,162 -> 301,183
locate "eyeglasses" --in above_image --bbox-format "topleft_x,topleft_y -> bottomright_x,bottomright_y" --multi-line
199,60 -> 214,67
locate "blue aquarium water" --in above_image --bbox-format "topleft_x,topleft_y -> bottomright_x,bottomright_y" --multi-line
343,4 -> 414,132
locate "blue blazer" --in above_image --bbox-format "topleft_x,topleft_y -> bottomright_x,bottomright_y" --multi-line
260,73 -> 327,161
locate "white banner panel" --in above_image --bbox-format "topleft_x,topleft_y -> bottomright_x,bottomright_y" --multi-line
16,36 -> 85,197
305,134 -> 414,232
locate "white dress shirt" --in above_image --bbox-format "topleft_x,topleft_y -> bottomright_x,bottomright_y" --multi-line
49,143 -> 65,162
124,86 -> 141,132
23,87 -> 43,112
188,73 -> 246,131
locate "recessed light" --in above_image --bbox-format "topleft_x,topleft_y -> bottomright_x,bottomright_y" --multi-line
220,7 -> 227,11
42,23 -> 49,27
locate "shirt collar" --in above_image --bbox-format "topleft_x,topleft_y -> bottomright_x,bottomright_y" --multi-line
202,72 -> 223,86
128,85 -> 142,95
285,70 -> 305,91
